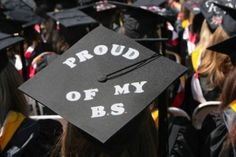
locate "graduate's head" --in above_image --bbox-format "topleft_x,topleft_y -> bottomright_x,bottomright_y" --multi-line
60,108 -> 158,157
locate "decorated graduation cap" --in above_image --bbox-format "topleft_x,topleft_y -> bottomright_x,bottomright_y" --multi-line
207,35 -> 236,65
1,0 -> 37,11
19,25 -> 187,143
47,8 -> 98,28
200,0 -> 236,33
0,32 -> 24,71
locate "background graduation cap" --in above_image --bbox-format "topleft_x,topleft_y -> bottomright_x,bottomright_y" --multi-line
200,0 -> 236,33
134,38 -> 168,52
0,32 -> 24,71
47,7 -> 98,28
207,35 -> 236,65
214,3 -> 236,16
79,1 -> 120,29
3,9 -> 43,28
0,0 -> 37,11
19,25 -> 187,145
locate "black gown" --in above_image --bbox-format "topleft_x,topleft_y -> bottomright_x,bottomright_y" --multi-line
0,118 -> 62,157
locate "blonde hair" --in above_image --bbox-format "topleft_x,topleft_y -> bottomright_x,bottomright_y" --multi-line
198,26 -> 233,89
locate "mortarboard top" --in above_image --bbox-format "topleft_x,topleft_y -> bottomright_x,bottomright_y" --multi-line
19,25 -> 187,143
134,38 -> 168,52
183,0 -> 201,15
109,1 -> 167,37
1,0 -> 36,11
47,8 -> 98,28
0,31 -> 24,71
78,1 -> 120,29
0,32 -> 24,51
207,35 -> 236,65
214,3 -> 236,18
133,0 -> 166,7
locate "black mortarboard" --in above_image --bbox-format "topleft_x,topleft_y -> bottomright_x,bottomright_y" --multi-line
207,35 -> 236,65
135,38 -> 168,52
47,8 -> 98,28
200,0 -> 236,33
19,25 -> 187,143
79,1 -> 119,29
213,3 -> 236,36
0,31 -> 24,71
0,32 -> 24,51
109,1 -> 166,38
133,0 -> 166,7
214,3 -> 236,17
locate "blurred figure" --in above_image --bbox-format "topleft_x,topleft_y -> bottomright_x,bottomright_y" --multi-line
0,34 -> 62,157
51,109 -> 158,157
201,67 -> 236,157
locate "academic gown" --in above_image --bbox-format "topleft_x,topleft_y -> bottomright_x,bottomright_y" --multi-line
0,112 -> 62,157
200,103 -> 236,157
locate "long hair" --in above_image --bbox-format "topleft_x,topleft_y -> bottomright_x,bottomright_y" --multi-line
53,109 -> 158,157
220,67 -> 236,145
0,61 -> 28,126
197,26 -> 233,90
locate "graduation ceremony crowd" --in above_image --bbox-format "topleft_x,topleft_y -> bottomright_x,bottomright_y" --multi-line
1,0 -> 236,156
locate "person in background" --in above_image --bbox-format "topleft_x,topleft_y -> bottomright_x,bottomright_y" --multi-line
200,67 -> 236,157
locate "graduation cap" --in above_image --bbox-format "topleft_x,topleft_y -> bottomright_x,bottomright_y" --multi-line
200,0 -> 236,33
213,3 -> 236,36
78,1 -> 120,29
3,9 -> 43,28
133,0 -> 166,7
214,3 -> 236,17
19,25 -> 187,143
134,38 -> 168,52
0,32 -> 24,71
1,0 -> 37,11
207,35 -> 236,65
47,8 -> 98,28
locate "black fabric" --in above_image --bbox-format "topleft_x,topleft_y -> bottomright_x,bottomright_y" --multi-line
200,108 -> 236,157
181,74 -> 221,116
0,118 -> 63,157
168,116 -> 199,157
